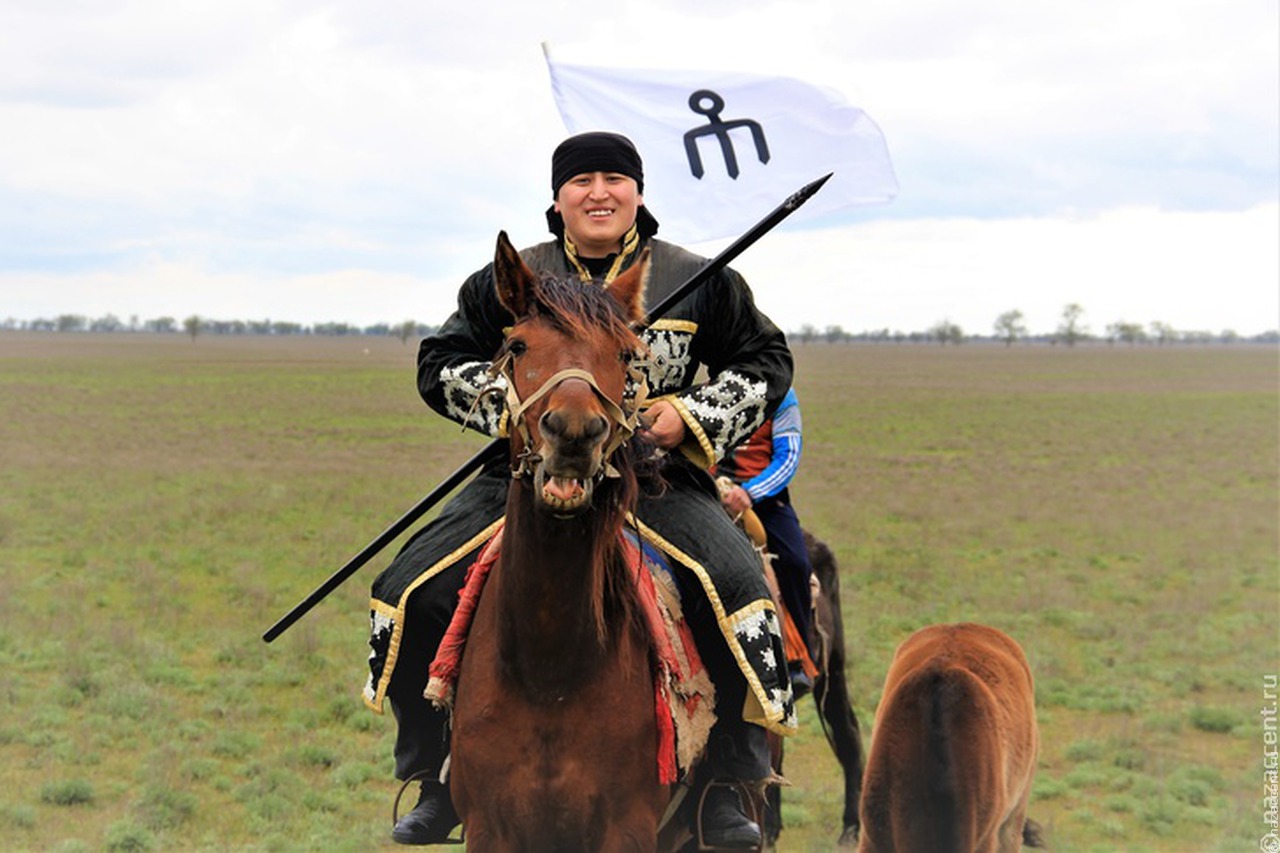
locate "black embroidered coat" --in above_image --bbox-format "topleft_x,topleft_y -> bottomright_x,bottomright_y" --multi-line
365,236 -> 798,734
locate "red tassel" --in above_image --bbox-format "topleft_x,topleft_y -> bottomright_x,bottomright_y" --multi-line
627,536 -> 679,784
427,529 -> 502,688
655,681 -> 678,785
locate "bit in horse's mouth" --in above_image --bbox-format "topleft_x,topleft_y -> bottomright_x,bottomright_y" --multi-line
534,467 -> 594,514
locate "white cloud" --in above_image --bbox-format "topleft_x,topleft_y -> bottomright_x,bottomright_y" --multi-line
0,0 -> 1275,334
731,203 -> 1280,336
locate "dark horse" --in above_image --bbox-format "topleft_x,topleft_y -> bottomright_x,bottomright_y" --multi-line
447,232 -> 678,850
751,527 -> 865,848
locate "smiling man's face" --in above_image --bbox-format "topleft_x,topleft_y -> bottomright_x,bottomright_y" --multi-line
554,171 -> 642,257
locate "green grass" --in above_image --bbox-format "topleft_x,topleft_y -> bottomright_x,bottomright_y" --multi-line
790,343 -> 1277,851
1,333 -> 1276,850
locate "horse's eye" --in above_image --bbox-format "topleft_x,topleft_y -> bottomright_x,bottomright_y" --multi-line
507,339 -> 527,357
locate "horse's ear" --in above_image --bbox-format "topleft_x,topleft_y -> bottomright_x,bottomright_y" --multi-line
606,247 -> 649,324
493,231 -> 536,317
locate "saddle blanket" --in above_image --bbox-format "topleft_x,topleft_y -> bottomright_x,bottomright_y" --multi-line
423,524 -> 716,784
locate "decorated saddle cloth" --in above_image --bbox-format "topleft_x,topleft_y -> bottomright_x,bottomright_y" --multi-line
364,465 -> 797,737
423,526 -> 716,783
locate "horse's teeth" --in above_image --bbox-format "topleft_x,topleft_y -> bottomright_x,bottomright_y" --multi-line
543,477 -> 586,507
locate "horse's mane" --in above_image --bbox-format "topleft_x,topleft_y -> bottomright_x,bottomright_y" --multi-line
528,273 -> 644,354
512,273 -> 655,657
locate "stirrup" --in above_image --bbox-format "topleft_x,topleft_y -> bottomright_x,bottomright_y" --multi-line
694,779 -> 763,852
392,771 -> 465,846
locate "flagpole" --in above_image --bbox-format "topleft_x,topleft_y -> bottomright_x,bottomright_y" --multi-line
261,173 -> 833,644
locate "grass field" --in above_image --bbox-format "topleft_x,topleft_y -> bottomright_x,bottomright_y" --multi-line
1,333 -> 1276,852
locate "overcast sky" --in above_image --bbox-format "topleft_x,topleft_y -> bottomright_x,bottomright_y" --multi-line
3,0 -> 1277,336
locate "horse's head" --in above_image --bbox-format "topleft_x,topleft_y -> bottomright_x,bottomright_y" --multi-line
490,231 -> 649,516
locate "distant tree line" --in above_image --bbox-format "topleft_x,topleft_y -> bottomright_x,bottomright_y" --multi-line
791,303 -> 1279,347
3,314 -> 439,343
6,304 -> 1277,346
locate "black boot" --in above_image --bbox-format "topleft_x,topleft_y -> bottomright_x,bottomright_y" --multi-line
701,784 -> 762,849
696,710 -> 769,848
391,780 -> 460,845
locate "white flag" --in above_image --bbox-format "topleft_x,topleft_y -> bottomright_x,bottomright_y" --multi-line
545,51 -> 898,244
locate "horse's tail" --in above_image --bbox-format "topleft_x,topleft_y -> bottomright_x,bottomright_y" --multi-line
875,663 -> 988,852
924,666 -> 977,852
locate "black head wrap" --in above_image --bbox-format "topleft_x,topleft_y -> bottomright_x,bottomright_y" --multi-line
546,131 -> 658,240
550,131 -> 645,196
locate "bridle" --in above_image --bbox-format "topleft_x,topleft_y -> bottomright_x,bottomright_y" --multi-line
480,347 -> 651,483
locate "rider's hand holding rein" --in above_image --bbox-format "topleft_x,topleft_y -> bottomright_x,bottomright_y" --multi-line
639,399 -> 687,450
720,482 -> 752,518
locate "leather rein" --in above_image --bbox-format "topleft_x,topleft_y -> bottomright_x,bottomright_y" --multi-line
480,349 -> 652,483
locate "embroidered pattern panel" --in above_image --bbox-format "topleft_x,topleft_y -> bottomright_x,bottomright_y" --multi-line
683,370 -> 769,462
364,609 -> 395,708
637,323 -> 767,462
727,603 -> 798,732
638,324 -> 695,391
440,361 -> 508,437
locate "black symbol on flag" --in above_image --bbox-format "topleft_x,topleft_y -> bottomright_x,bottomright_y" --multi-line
683,89 -> 770,180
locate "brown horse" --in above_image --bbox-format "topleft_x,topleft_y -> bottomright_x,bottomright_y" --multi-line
447,232 -> 675,850
858,622 -> 1041,853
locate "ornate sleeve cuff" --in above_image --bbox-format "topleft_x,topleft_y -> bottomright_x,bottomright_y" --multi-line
438,360 -> 509,437
676,370 -> 770,464
665,394 -> 716,470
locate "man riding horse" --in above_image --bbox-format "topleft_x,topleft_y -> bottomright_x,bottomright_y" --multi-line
364,131 -> 797,848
